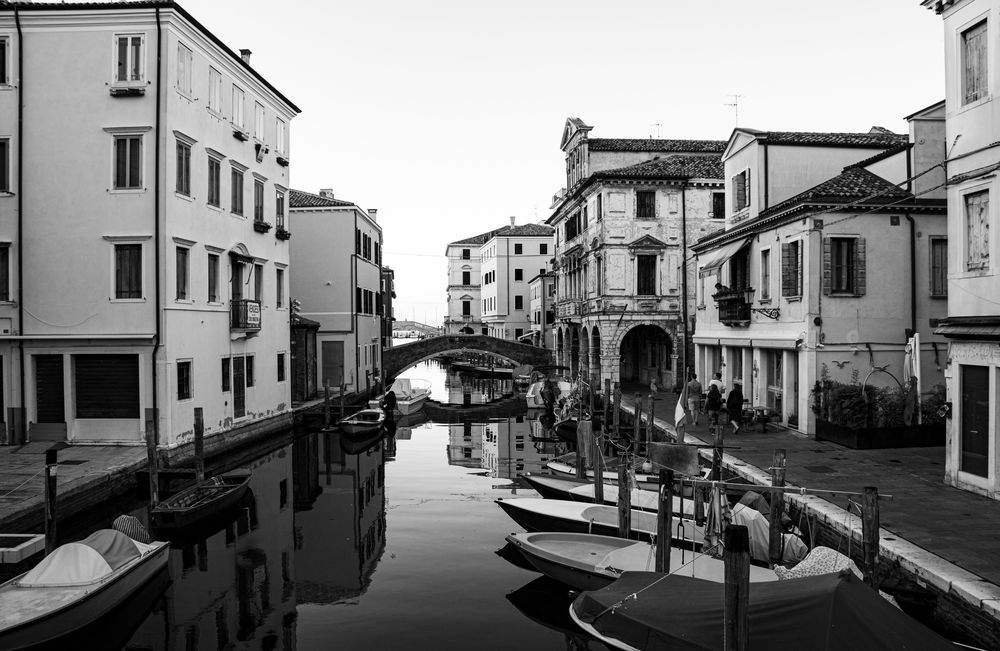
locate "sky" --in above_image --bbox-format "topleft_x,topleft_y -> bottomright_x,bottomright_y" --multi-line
175,0 -> 945,325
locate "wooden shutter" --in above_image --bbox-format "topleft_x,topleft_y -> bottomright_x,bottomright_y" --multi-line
822,237 -> 832,295
781,243 -> 793,296
746,169 -> 751,206
796,240 -> 803,295
854,238 -> 866,296
734,175 -> 745,211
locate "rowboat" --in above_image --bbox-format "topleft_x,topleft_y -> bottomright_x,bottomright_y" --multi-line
337,408 -> 386,435
151,468 -> 252,531
0,529 -> 170,650
495,498 -> 703,547
519,473 -> 685,514
505,531 -> 777,591
368,378 -> 432,415
525,378 -> 573,409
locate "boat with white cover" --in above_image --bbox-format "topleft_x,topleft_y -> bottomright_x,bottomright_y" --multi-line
368,378 -> 432,415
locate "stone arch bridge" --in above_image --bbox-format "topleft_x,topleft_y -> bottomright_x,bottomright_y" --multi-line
383,335 -> 553,379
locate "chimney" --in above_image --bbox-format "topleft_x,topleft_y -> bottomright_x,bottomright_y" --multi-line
240,49 -> 252,64
318,188 -> 334,198
510,216 -> 516,226
368,208 -> 378,221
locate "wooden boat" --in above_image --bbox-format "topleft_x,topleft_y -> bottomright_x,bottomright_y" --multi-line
337,408 -> 386,435
505,531 -> 777,592
151,468 -> 252,531
569,570 -> 958,651
0,529 -> 170,650
495,498 -> 703,547
545,456 -> 659,490
368,378 -> 432,415
525,378 -> 573,409
519,473 -> 685,514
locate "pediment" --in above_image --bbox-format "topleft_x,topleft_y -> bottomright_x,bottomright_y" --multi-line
722,128 -> 763,162
627,234 -> 667,250
560,117 -> 593,151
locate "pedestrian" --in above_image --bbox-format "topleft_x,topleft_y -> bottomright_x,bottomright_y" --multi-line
381,389 -> 397,416
649,378 -> 658,393
727,381 -> 745,434
705,384 -> 723,430
709,372 -> 726,397
686,373 -> 703,425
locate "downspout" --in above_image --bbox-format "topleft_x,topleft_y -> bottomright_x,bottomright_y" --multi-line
680,181 -> 689,389
905,214 -> 917,337
14,6 -> 24,443
151,8 -> 162,449
353,212 -> 358,395
763,143 -> 769,210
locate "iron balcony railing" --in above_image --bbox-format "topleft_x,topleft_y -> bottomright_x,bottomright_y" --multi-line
231,298 -> 262,330
713,288 -> 752,325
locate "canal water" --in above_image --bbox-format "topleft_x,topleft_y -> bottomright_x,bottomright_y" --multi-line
91,353 -> 610,650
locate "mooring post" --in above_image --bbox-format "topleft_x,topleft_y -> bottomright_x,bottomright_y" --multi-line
193,407 -> 205,483
44,448 -> 58,554
712,422 -> 724,481
647,392 -> 655,447
724,524 -> 751,651
694,482 -> 706,526
617,452 -> 632,538
592,428 -> 604,504
632,394 -> 642,444
768,448 -> 786,568
656,468 -> 675,572
603,379 -> 611,433
323,379 -> 331,428
340,382 -> 346,418
144,407 -> 159,507
612,382 -> 621,437
863,486 -> 880,588
575,421 -> 587,480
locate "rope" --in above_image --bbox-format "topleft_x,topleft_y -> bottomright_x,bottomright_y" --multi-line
0,469 -> 45,501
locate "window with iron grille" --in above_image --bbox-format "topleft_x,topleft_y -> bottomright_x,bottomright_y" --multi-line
221,357 -> 231,392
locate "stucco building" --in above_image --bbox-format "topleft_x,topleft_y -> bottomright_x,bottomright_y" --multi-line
289,189 -> 383,396
547,118 -> 726,388
526,271 -> 555,348
923,0 -> 1000,498
444,234 -> 488,335
692,114 -> 947,433
0,1 -> 298,447
480,222 -> 553,341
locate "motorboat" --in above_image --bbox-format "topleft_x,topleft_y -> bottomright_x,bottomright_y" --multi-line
151,468 -> 252,531
0,529 -> 170,650
337,408 -> 386,435
368,378 -> 432,415
519,473 -> 688,515
525,378 -> 573,409
505,531 -> 777,591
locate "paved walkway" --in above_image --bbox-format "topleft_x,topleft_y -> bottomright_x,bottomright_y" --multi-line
621,386 -> 1000,623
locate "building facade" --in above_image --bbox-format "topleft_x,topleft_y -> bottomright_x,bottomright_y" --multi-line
692,116 -> 947,433
0,2 -> 298,447
924,0 -> 1000,498
526,271 -> 555,348
548,118 -> 726,388
480,222 -> 553,341
289,190 -> 383,396
444,235 -> 487,335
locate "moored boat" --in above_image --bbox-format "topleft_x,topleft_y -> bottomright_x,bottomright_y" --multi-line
151,468 -> 253,531
368,378 -> 432,415
337,408 -> 386,435
0,529 -> 170,650
519,473 -> 688,515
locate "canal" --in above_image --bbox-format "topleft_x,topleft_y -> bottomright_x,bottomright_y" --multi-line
89,354 -> 608,650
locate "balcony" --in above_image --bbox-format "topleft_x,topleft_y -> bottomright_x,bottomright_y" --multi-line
713,287 -> 752,326
231,299 -> 262,331
556,300 -> 581,321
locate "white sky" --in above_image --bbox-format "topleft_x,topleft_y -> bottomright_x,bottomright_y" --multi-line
178,0 -> 944,324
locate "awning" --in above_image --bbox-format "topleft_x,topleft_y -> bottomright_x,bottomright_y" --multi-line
697,237 -> 750,275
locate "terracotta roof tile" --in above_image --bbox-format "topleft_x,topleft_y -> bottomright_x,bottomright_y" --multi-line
289,189 -> 356,208
758,167 -> 910,219
449,224 -> 553,247
758,130 -> 908,148
587,138 -> 726,153
596,154 -> 724,180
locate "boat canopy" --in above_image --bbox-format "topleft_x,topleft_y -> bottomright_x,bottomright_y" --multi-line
388,378 -> 431,399
17,529 -> 151,587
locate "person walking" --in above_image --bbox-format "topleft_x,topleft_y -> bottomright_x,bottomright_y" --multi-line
686,373 -> 703,425
727,381 -> 745,434
709,372 -> 726,397
705,384 -> 723,431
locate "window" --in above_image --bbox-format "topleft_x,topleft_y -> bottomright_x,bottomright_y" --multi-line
0,37 -> 8,85
514,243 -> 523,254
515,295 -> 524,309
540,243 -> 548,255
254,102 -> 265,140
636,190 -> 656,219
355,229 -> 361,254
254,179 -> 265,222
175,247 -> 189,300
596,194 -> 603,222
208,67 -> 222,113
277,353 -> 286,382
276,191 -> 285,229
781,240 -> 802,297
711,192 -> 725,219
254,263 -> 263,302
461,248 -> 470,259
462,300 -> 471,316
177,360 -> 192,400
0,139 -> 8,193
115,34 -> 143,83
232,85 -> 245,129
276,119 -> 287,154
175,140 -> 191,196
965,190 -> 989,270
962,20 -> 988,105
276,268 -> 284,307
114,243 -> 142,299
0,246 -> 7,301
514,268 -> 523,281
176,43 -> 192,96
733,170 -> 750,212
823,237 -> 867,296
930,237 -> 948,297
231,167 -> 244,215
246,355 -> 255,387
207,253 -> 219,302
760,249 -> 771,300
515,328 -> 523,339
462,271 -> 471,285
114,135 -> 142,189
221,357 -> 231,392
207,157 -> 221,207
637,255 -> 656,295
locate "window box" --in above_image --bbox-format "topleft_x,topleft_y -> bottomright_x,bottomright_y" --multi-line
276,155 -> 289,167
109,85 -> 146,97
275,227 -> 291,241
233,129 -> 250,142
253,220 -> 272,233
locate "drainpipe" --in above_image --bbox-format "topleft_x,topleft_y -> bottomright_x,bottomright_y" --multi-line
353,212 -> 358,395
150,8 -> 163,449
680,180 -> 689,389
14,6 -> 24,443
763,143 -> 769,210
905,214 -> 917,337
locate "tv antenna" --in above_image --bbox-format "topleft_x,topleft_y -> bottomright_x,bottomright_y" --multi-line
725,94 -> 743,127
649,123 -> 662,138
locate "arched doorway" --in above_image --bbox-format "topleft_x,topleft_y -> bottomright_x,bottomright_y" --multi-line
556,328 -> 565,367
570,328 -> 580,378
459,326 -> 474,335
591,326 -> 602,381
619,324 -> 672,388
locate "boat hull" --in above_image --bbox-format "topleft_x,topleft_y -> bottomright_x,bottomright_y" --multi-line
152,470 -> 252,531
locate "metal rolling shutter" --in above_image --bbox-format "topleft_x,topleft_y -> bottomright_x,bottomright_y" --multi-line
75,354 -> 139,419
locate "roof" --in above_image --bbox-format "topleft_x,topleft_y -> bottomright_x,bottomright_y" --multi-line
2,1 -> 300,114
595,154 -> 723,180
846,143 -> 911,170
288,189 -> 356,209
587,138 -> 726,153
748,129 -> 908,148
449,223 -> 553,247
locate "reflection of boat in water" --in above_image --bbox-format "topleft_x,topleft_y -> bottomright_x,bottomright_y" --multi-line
337,408 -> 386,435
451,360 -> 515,377
151,468 -> 253,532
339,428 -> 386,455
506,576 -> 596,643
368,378 -> 432,415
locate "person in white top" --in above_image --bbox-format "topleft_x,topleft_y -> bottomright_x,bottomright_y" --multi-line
709,372 -> 726,397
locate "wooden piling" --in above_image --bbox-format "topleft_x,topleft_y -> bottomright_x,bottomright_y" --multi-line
44,448 -> 58,554
617,452 -> 631,538
724,524 -> 751,651
193,407 -> 205,483
647,393 -> 655,447
632,394 -> 641,443
603,379 -> 611,433
592,429 -> 604,504
768,448 -> 786,568
863,486 -> 880,588
712,423 -> 724,481
656,469 -> 674,572
575,421 -> 587,480
340,382 -> 346,418
612,382 -> 621,437
323,379 -> 331,428
144,407 -> 159,507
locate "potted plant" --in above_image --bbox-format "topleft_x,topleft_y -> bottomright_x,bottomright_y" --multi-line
253,220 -> 272,233
275,227 -> 291,240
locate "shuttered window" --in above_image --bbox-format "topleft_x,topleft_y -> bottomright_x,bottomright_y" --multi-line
781,241 -> 803,297
115,243 -> 142,299
733,170 -> 750,212
175,141 -> 190,196
637,255 -> 657,295
636,191 -> 656,219
962,21 -> 988,105
221,357 -> 231,392
930,237 -> 948,297
822,236 -> 866,296
712,192 -> 725,219
76,354 -> 139,419
760,249 -> 771,299
965,190 -> 989,270
231,168 -> 244,215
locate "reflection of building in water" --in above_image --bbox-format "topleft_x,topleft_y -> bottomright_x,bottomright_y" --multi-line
444,368 -> 515,405
481,416 -> 564,479
293,430 -> 387,604
293,431 -> 322,509
127,443 -> 298,650
446,420 -> 485,467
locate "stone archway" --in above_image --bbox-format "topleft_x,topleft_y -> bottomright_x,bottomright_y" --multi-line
459,326 -> 474,335
556,328 -> 565,367
618,324 -> 673,388
590,326 -> 602,381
